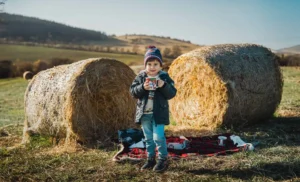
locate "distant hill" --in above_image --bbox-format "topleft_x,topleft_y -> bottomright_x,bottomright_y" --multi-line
116,34 -> 201,54
0,13 -> 201,55
0,13 -> 121,44
277,45 -> 300,54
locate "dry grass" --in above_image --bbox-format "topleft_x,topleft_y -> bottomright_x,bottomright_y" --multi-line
116,35 -> 201,54
1,117 -> 300,181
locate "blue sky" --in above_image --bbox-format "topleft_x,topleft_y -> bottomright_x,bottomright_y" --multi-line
3,0 -> 300,49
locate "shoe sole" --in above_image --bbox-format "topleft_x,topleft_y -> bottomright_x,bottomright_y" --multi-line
141,164 -> 156,171
140,167 -> 153,171
153,166 -> 168,173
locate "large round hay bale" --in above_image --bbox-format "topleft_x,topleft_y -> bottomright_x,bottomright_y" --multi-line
23,71 -> 34,80
168,44 -> 283,130
23,58 -> 136,144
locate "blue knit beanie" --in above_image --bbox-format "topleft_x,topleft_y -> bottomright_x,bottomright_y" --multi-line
144,46 -> 163,67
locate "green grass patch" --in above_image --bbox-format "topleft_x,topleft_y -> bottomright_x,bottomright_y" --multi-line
0,44 -> 143,65
28,135 -> 53,149
277,67 -> 300,114
0,78 -> 28,127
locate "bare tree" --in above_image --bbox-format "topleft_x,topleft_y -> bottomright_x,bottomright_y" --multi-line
106,46 -> 111,53
163,47 -> 171,58
132,45 -> 139,54
171,45 -> 182,58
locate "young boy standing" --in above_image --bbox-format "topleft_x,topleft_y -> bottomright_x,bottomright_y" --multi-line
130,46 -> 177,172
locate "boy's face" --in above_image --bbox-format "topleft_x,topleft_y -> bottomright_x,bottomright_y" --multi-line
145,59 -> 162,76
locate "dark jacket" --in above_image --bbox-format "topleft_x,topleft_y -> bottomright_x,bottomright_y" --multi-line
130,70 -> 177,125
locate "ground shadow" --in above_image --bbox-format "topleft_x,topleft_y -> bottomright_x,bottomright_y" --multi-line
166,116 -> 300,149
230,116 -> 300,149
187,161 -> 300,181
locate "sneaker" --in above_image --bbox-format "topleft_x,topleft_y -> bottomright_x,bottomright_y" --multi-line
141,157 -> 156,170
153,159 -> 168,172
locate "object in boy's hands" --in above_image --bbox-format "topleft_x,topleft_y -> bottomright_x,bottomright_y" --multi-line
149,77 -> 157,90
146,77 -> 157,90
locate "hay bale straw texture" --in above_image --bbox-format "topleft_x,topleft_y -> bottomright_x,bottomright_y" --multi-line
23,71 -> 33,80
23,58 -> 136,144
168,44 -> 283,130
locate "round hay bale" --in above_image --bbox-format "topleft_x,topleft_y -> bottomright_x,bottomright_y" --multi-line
23,58 -> 136,144
23,71 -> 34,80
168,44 -> 283,130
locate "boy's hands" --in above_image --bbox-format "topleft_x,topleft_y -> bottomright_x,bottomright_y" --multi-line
143,79 -> 164,90
157,80 -> 165,88
143,79 -> 151,90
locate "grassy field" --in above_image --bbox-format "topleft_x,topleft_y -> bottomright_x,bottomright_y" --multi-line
0,67 -> 299,181
0,78 -> 28,127
0,44 -> 144,65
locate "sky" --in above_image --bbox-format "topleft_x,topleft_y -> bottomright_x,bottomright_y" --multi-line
3,0 -> 300,50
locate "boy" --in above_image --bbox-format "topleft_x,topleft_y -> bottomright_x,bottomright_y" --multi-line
130,46 -> 177,172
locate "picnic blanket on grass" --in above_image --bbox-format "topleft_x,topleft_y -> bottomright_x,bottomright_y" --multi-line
113,132 -> 255,161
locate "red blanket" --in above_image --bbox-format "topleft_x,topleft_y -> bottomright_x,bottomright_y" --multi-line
113,133 -> 251,161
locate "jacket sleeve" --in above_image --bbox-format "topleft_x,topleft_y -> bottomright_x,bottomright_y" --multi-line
130,75 -> 147,99
157,74 -> 177,100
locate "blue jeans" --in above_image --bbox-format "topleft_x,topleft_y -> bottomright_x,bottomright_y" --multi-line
141,114 -> 168,160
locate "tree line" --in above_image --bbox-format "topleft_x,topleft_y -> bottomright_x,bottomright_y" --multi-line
0,58 -> 74,78
277,54 -> 300,67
